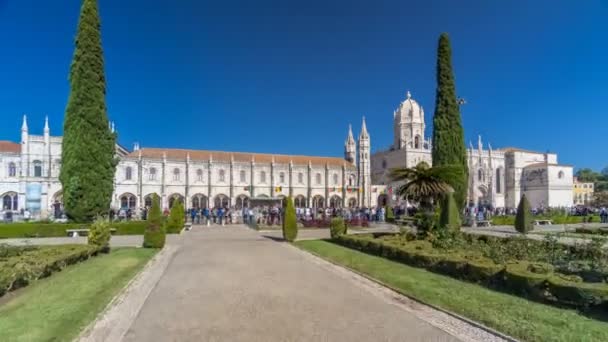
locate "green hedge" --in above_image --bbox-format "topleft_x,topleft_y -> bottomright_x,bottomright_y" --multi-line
492,215 -> 600,226
0,244 -> 101,297
333,234 -> 608,309
0,221 -> 149,239
575,227 -> 608,236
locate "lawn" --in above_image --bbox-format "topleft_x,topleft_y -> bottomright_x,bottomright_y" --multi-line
295,239 -> 608,342
0,248 -> 156,342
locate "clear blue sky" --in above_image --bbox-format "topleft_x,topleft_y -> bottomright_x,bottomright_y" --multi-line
0,0 -> 606,170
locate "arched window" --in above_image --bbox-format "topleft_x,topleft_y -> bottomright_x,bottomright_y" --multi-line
298,172 -> 304,184
240,170 -> 246,183
414,135 -> 420,149
382,159 -> 387,169
144,194 -> 158,208
333,173 -> 339,185
149,167 -> 157,181
496,168 -> 501,193
197,169 -> 203,182
8,162 -> 16,177
2,192 -> 18,211
33,160 -> 42,177
173,168 -> 180,181
120,193 -> 137,209
125,166 -> 133,180
260,171 -> 266,183
279,172 -> 285,184
218,169 -> 226,182
349,174 -> 355,187
558,171 -> 564,179
315,173 -> 322,185
478,169 -> 483,182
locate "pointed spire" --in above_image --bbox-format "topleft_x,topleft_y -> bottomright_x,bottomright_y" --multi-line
21,114 -> 28,132
478,135 -> 483,151
406,90 -> 412,99
359,117 -> 369,140
44,115 -> 49,134
345,124 -> 355,144
111,121 -> 116,133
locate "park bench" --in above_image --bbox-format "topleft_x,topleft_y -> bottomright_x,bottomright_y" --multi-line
477,220 -> 492,227
66,228 -> 117,237
395,217 -> 416,226
534,219 -> 553,226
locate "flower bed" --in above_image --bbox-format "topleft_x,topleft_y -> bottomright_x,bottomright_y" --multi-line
0,244 -> 102,297
333,233 -> 608,310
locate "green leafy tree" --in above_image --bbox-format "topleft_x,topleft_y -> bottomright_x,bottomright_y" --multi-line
330,217 -> 347,238
88,216 -> 111,252
431,33 -> 468,210
143,194 -> 166,248
60,0 -> 117,222
390,163 -> 462,237
282,196 -> 298,242
165,200 -> 185,234
439,192 -> 460,232
515,194 -> 533,234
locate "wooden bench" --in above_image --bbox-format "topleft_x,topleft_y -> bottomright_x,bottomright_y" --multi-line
534,220 -> 553,226
477,220 -> 492,227
66,228 -> 117,237
395,217 -> 416,226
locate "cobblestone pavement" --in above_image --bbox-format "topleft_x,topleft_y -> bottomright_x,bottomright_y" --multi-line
122,225 -> 464,342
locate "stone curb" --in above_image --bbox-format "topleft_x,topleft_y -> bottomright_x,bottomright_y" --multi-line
76,244 -> 179,342
288,242 -> 518,342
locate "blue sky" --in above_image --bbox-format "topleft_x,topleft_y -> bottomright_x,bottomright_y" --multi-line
0,0 -> 606,170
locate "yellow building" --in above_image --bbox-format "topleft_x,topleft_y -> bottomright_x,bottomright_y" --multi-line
573,177 -> 594,205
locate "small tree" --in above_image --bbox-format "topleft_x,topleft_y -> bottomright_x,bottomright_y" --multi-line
439,192 -> 460,232
385,206 -> 394,222
515,194 -> 533,234
143,194 -> 166,248
330,217 -> 347,238
282,196 -> 298,242
166,200 -> 185,234
88,216 -> 111,253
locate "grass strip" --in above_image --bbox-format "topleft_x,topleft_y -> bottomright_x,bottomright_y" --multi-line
294,239 -> 608,342
0,248 -> 156,342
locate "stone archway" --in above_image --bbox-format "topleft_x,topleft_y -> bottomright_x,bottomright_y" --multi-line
191,194 -> 208,209
377,194 -> 388,207
120,193 -> 137,210
329,195 -> 342,208
235,195 -> 249,209
214,194 -> 229,209
348,198 -> 357,208
168,194 -> 184,208
294,195 -> 307,208
312,195 -> 324,209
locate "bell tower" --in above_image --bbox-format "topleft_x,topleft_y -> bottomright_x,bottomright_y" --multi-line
358,117 -> 371,207
344,124 -> 356,164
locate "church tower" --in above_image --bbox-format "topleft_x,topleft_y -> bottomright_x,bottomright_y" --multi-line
393,91 -> 426,150
344,124 -> 356,164
358,117 -> 371,207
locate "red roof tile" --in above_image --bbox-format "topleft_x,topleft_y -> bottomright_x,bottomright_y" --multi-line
0,141 -> 20,153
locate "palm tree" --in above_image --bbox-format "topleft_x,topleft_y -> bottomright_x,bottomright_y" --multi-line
390,162 -> 462,209
390,163 -> 463,237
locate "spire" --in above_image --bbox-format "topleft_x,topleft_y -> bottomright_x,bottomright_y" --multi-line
406,90 -> 412,99
345,124 -> 355,144
21,114 -> 28,132
359,116 -> 369,140
44,115 -> 49,134
110,121 -> 115,133
477,135 -> 483,151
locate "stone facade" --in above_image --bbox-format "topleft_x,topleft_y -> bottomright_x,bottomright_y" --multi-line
573,177 -> 594,206
370,91 -> 574,210
0,116 -> 376,219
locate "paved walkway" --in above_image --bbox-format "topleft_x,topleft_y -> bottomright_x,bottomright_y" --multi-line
122,225 -> 461,342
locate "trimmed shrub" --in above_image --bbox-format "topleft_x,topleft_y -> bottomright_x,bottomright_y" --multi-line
504,262 -> 552,298
515,194 -> 533,233
88,217 -> 111,253
439,192 -> 461,232
385,206 -> 394,222
330,217 -> 347,238
464,258 -> 505,283
282,196 -> 298,242
547,274 -> 608,308
165,200 -> 185,234
143,194 -> 166,248
0,245 -> 100,297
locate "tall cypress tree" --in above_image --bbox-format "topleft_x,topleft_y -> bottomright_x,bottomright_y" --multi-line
431,33 -> 468,209
60,0 -> 116,222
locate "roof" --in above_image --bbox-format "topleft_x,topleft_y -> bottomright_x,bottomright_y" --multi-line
524,162 -> 573,168
127,148 -> 356,168
499,147 -> 549,155
0,141 -> 20,153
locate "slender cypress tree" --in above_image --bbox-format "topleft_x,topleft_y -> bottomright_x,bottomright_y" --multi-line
60,0 -> 116,222
431,33 -> 468,209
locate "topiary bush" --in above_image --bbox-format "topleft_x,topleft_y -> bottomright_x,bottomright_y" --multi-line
385,206 -> 394,222
439,192 -> 461,232
515,194 -> 533,234
282,196 -> 298,242
165,200 -> 185,234
143,194 -> 166,248
330,217 -> 347,238
88,216 -> 111,253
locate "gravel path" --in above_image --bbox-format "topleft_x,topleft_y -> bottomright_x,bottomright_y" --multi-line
121,225 -> 500,342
